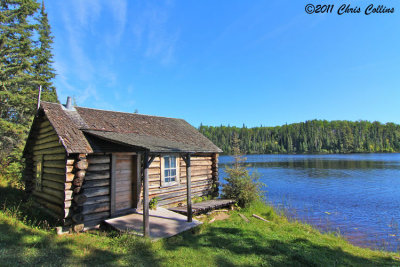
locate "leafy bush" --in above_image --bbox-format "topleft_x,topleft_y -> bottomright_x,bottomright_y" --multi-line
0,146 -> 25,189
0,119 -> 27,188
149,197 -> 160,210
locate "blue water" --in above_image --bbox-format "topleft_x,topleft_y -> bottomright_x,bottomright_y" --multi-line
219,153 -> 400,252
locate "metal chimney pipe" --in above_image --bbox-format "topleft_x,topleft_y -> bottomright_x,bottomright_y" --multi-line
66,96 -> 72,109
37,85 -> 42,110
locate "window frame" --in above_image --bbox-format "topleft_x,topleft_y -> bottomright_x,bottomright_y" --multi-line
35,155 -> 43,191
160,155 -> 180,187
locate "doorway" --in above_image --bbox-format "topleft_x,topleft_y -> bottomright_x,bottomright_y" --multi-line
111,153 -> 140,215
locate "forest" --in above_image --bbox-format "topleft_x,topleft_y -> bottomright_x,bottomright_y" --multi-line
199,120 -> 400,155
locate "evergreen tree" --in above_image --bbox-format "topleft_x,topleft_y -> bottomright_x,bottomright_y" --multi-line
0,0 -> 39,126
199,120 -> 400,155
0,0 -> 58,184
222,134 -> 263,207
32,0 -> 57,103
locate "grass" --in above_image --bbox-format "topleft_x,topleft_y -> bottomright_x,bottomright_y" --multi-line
1,181 -> 400,266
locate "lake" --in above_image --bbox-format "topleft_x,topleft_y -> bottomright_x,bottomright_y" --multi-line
218,153 -> 400,252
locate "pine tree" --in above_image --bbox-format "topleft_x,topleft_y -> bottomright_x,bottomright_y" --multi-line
0,0 -> 40,126
33,0 -> 57,103
0,0 -> 58,184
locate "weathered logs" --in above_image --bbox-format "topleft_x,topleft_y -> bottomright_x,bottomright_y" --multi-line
33,191 -> 63,206
85,171 -> 109,180
87,164 -> 109,172
83,211 -> 110,222
83,187 -> 109,198
33,140 -> 63,151
43,160 -> 65,168
81,203 -> 110,215
64,208 -> 73,218
66,173 -> 74,182
36,130 -> 57,139
82,179 -> 109,188
65,190 -> 73,200
87,156 -> 110,164
38,125 -> 54,134
43,173 -> 65,183
73,187 -> 82,194
73,178 -> 84,187
35,197 -> 63,216
72,206 -> 83,213
72,213 -> 84,224
32,146 -> 66,156
83,195 -> 110,206
42,180 -> 66,191
73,224 -> 85,232
66,166 -> 74,173
74,194 -> 87,205
32,202 -> 61,219
43,167 -> 65,175
75,170 -> 86,179
42,186 -> 64,200
75,160 -> 88,170
35,134 -> 59,145
39,119 -> 51,128
44,154 -> 66,161
65,200 -> 72,209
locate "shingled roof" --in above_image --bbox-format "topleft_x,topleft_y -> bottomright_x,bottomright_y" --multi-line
29,101 -> 222,154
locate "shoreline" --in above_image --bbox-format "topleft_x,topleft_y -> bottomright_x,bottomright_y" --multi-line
1,197 -> 399,265
219,151 -> 400,156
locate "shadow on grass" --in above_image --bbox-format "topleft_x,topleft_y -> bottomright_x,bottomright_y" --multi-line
0,184 -> 59,227
163,225 -> 398,266
0,219 -> 126,266
0,184 -> 162,266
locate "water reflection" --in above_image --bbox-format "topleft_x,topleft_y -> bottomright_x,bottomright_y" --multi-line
219,153 -> 400,252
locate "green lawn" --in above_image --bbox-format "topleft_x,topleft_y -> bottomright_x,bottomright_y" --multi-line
0,182 -> 399,266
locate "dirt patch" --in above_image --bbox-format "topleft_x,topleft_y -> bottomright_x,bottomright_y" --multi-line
195,211 -> 231,223
212,212 -> 230,221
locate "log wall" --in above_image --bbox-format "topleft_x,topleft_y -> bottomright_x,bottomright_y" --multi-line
24,115 -> 112,230
145,155 -> 217,207
25,117 -> 68,220
77,154 -> 111,227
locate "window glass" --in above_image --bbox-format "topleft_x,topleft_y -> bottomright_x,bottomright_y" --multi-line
163,155 -> 178,185
164,157 -> 170,168
36,159 -> 42,191
171,157 -> 176,167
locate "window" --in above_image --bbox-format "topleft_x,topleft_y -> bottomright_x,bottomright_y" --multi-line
161,155 -> 179,186
35,156 -> 43,191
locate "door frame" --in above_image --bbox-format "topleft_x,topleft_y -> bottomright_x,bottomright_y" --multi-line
110,152 -> 140,216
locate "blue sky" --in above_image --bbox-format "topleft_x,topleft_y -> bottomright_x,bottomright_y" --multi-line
45,0 -> 400,127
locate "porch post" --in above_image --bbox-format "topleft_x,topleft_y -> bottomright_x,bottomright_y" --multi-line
186,154 -> 192,222
143,151 -> 150,237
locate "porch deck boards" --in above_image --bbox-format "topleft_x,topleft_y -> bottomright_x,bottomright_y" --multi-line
104,207 -> 201,240
169,199 -> 236,215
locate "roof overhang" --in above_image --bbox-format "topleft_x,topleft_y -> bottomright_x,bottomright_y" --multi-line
83,130 -> 219,154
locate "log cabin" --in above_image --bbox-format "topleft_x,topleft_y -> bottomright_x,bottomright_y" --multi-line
23,98 -> 222,234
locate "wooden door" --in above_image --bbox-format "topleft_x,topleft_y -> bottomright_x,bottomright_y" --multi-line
112,154 -> 139,214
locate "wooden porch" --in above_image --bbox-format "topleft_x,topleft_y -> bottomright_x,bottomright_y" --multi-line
169,199 -> 236,215
104,207 -> 202,240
